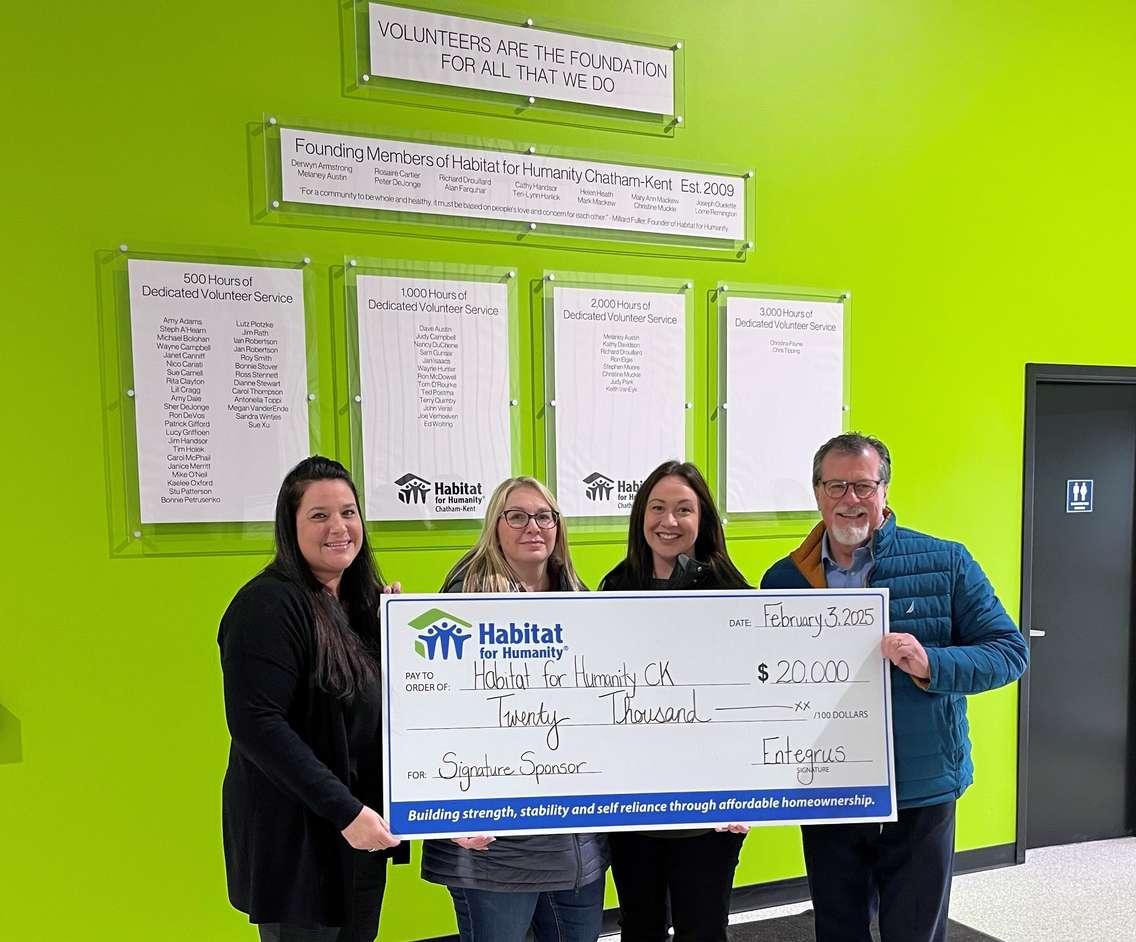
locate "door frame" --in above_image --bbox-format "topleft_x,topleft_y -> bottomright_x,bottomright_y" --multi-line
1017,363 -> 1136,862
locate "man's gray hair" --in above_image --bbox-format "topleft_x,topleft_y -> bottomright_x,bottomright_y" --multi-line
812,432 -> 892,485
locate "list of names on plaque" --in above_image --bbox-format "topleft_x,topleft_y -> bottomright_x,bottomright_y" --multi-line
415,323 -> 459,430
127,259 -> 309,523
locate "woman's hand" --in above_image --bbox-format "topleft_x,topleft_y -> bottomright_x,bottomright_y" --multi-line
341,806 -> 401,851
715,824 -> 751,834
452,835 -> 495,851
382,581 -> 402,594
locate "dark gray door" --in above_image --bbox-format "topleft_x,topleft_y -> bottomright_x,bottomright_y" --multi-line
1026,381 -> 1136,848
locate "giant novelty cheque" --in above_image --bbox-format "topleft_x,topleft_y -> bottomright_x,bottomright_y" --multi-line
382,589 -> 896,838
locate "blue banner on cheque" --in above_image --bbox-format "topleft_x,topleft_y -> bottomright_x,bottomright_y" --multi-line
381,590 -> 895,837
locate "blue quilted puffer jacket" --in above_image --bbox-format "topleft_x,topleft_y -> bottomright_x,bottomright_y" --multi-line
761,513 -> 1028,808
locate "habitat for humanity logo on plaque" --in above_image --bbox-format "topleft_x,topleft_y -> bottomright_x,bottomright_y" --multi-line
394,472 -> 485,513
409,609 -> 473,661
582,471 -> 642,511
395,473 -> 431,505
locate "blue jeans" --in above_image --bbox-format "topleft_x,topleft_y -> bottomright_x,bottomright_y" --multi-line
448,878 -> 605,942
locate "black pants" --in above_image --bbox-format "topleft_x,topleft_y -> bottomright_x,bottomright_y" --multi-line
801,800 -> 956,942
610,830 -> 745,942
257,851 -> 388,942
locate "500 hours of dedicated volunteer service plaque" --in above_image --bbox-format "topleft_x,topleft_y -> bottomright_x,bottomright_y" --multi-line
381,589 -> 896,838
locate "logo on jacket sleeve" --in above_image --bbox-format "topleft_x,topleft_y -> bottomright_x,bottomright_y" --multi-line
409,608 -> 473,660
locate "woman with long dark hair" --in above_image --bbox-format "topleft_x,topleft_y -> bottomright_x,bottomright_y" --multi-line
422,475 -> 608,942
218,456 -> 407,942
600,460 -> 750,942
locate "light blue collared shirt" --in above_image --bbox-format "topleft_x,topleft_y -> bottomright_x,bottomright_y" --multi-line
821,531 -> 875,588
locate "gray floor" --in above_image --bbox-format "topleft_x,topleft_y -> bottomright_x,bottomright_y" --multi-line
605,838 -> 1136,941
949,838 -> 1136,941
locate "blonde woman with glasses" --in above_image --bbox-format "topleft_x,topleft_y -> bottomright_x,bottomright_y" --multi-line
421,476 -> 609,942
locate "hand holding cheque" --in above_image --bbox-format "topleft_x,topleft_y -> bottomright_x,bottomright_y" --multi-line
381,588 -> 896,838
880,632 -> 930,682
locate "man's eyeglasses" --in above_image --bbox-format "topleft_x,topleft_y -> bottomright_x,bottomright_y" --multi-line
818,480 -> 883,500
500,510 -> 560,529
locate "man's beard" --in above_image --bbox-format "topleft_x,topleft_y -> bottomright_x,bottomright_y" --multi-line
830,515 -> 870,547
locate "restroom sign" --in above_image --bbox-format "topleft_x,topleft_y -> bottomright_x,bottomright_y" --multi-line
1066,479 -> 1093,513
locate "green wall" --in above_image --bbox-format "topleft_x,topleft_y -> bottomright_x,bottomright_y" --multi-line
3,1 -> 1135,939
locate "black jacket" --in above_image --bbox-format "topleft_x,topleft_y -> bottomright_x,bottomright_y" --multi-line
218,571 -> 407,927
599,553 -> 714,592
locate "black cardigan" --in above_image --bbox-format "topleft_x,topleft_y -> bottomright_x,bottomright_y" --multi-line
218,570 -> 407,927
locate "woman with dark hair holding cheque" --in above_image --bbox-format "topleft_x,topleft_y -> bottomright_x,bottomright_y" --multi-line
422,475 -> 609,942
600,460 -> 750,942
218,456 -> 407,942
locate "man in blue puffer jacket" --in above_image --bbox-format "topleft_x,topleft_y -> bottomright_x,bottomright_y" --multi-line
761,432 -> 1027,942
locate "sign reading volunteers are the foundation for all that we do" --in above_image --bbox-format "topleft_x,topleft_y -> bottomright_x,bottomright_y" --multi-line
355,274 -> 512,521
550,284 -> 686,517
127,259 -> 309,523
366,2 -> 676,115
278,127 -> 747,244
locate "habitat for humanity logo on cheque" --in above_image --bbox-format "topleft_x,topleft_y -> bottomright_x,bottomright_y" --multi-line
582,471 -> 642,512
395,472 -> 484,513
409,609 -> 473,660
408,608 -> 569,662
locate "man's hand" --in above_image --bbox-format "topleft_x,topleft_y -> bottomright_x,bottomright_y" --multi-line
881,633 -> 930,682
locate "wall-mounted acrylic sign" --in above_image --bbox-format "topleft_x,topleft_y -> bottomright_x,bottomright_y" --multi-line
269,122 -> 751,251
545,273 -> 692,518
365,2 -> 676,116
719,286 -> 849,516
343,2 -> 684,135
348,262 -> 519,522
126,258 -> 311,524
